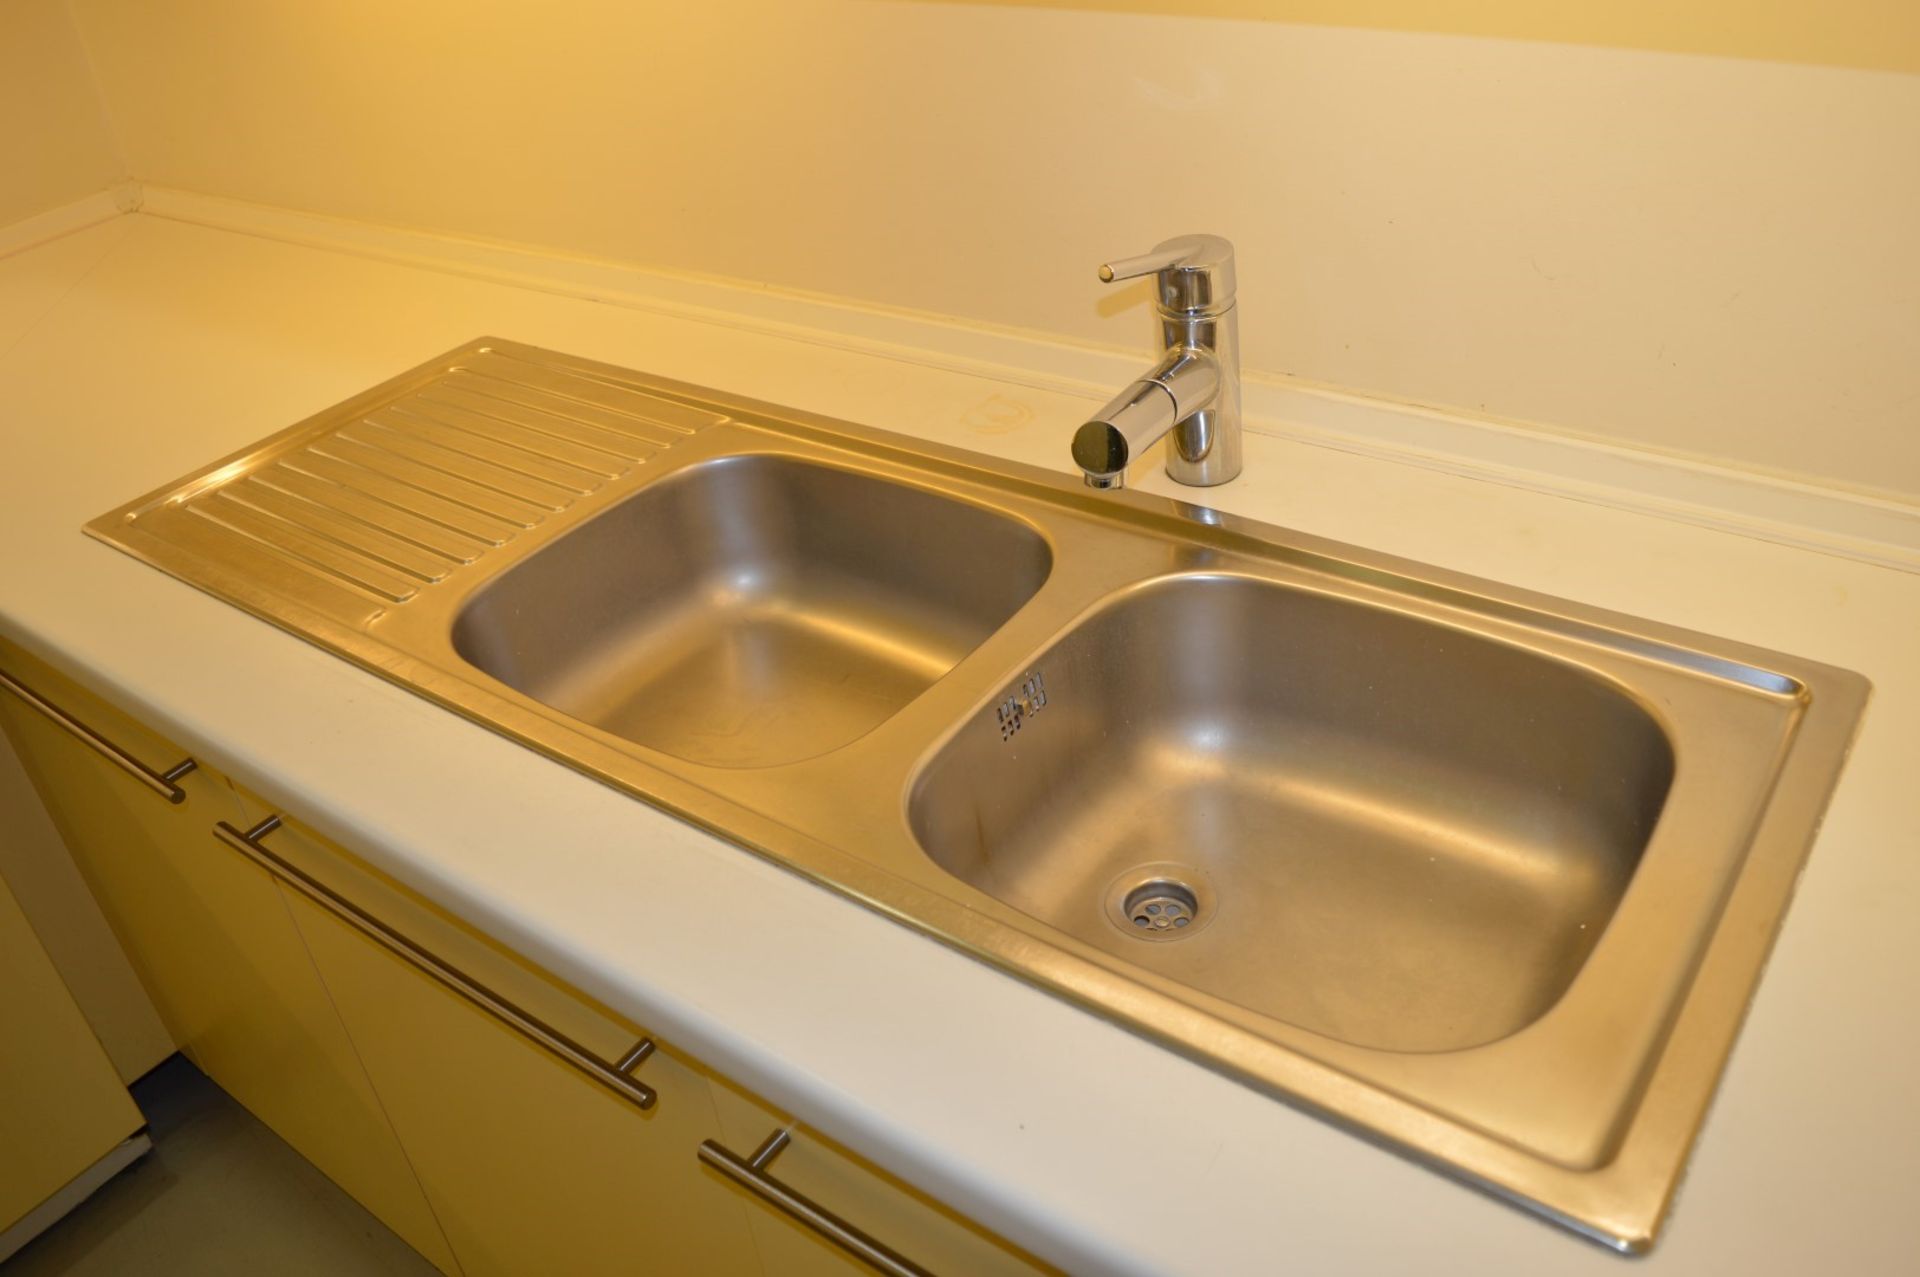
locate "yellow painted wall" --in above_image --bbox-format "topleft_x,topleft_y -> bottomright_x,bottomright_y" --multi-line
0,0 -> 122,226
59,1 -> 1920,498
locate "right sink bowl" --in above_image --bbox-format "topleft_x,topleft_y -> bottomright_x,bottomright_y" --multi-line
909,573 -> 1675,1055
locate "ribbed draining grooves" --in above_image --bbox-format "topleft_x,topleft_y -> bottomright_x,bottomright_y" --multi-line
165,347 -> 725,610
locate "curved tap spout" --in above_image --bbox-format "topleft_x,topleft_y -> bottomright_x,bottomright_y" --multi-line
1073,234 -> 1242,490
1073,347 -> 1223,489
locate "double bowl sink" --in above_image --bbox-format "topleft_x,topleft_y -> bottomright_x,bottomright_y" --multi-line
90,339 -> 1868,1251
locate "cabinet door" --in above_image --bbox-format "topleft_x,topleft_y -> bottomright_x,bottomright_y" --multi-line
260,811 -> 763,1277
704,1079 -> 1053,1277
0,649 -> 458,1274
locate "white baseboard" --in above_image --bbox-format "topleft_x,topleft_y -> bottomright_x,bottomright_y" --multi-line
0,183 -> 142,261
50,183 -> 1916,574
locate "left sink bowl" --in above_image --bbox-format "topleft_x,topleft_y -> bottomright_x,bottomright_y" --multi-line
452,453 -> 1050,769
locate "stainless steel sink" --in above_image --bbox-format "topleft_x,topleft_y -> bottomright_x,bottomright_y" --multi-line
910,573 -> 1674,1053
451,453 -> 1050,769
89,338 -> 1869,1251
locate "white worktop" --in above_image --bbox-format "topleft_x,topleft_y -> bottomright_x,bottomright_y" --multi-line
2,213 -> 1915,1275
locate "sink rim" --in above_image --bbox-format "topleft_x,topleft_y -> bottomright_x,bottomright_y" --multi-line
85,336 -> 1872,1253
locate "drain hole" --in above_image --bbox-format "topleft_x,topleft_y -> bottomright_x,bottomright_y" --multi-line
1123,880 -> 1199,936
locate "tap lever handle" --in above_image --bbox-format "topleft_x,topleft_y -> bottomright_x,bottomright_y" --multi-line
1098,246 -> 1195,284
1094,234 -> 1236,314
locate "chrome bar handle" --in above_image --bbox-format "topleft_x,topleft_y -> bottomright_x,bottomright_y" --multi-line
212,815 -> 658,1110
1096,233 -> 1236,315
699,1129 -> 935,1277
1098,244 -> 1194,283
0,668 -> 197,803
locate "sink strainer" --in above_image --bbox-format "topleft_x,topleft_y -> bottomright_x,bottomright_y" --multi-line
1125,881 -> 1198,932
1105,865 -> 1213,941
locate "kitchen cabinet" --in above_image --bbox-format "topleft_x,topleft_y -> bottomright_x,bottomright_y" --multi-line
242,798 -> 1052,1276
253,806 -> 764,1276
1,635 -> 1050,1276
0,641 -> 458,1274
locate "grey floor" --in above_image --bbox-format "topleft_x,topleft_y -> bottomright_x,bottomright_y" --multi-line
6,1055 -> 439,1275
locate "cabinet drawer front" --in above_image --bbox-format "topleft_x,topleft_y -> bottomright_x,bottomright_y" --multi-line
214,813 -> 662,1113
283,881 -> 763,1276
232,797 -> 1054,1277
228,800 -> 665,1076
705,1080 -> 1054,1277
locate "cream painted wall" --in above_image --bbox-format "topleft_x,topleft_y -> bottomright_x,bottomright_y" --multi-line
0,0 -> 121,226
63,1 -> 1920,499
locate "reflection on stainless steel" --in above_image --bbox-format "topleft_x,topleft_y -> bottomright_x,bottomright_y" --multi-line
454,454 -> 1050,769
911,575 -> 1671,1053
1074,234 -> 1242,489
88,338 -> 1869,1252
